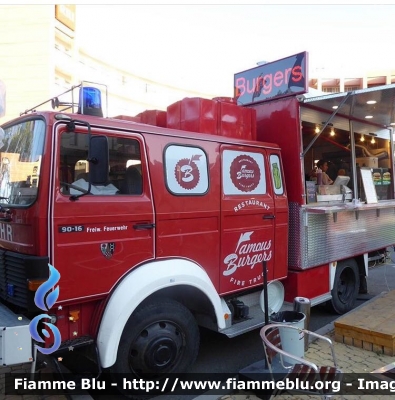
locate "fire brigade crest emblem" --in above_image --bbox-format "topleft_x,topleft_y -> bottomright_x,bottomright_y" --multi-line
100,242 -> 115,259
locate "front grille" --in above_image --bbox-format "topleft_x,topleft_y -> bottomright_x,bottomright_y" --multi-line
0,250 -> 49,310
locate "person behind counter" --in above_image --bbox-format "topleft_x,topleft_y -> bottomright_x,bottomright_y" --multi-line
310,160 -> 334,185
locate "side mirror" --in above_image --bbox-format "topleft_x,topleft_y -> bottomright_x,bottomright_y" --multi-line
88,135 -> 109,185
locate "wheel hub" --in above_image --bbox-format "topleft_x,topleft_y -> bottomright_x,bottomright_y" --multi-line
129,321 -> 184,375
145,337 -> 177,368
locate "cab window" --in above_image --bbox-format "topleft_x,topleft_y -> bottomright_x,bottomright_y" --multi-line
59,131 -> 142,195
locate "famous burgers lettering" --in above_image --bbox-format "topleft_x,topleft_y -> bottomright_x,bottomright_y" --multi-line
223,230 -> 272,288
230,155 -> 261,192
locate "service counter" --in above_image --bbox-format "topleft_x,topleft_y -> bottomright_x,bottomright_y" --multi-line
288,200 -> 395,270
304,199 -> 395,217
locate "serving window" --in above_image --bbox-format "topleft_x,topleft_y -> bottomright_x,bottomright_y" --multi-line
302,118 -> 393,203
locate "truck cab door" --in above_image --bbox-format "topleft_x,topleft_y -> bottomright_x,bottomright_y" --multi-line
219,146 -> 275,294
51,127 -> 154,302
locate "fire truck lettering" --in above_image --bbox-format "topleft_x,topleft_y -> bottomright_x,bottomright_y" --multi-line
249,274 -> 263,284
0,223 -> 12,241
230,277 -> 245,286
223,250 -> 272,276
262,250 -> 272,261
223,252 -> 262,275
234,202 -> 245,212
237,166 -> 254,179
239,240 -> 271,254
224,232 -> 273,276
234,200 -> 270,212
223,254 -> 238,276
87,227 -> 101,232
180,165 -> 194,182
104,225 -> 128,232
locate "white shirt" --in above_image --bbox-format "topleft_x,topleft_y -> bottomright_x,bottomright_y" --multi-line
322,172 -> 333,185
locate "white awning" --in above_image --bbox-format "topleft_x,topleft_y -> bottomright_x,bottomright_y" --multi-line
300,84 -> 395,138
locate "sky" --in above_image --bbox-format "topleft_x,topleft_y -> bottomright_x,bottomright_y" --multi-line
74,3 -> 395,97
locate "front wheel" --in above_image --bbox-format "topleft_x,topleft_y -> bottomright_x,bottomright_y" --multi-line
328,259 -> 360,314
111,298 -> 200,380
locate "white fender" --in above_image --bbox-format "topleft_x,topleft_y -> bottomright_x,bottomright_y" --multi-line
97,258 -> 226,368
329,261 -> 337,290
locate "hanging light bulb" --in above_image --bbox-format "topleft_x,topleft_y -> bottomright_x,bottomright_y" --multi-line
330,128 -> 335,136
315,126 -> 320,134
371,137 -> 376,144
360,134 -> 365,142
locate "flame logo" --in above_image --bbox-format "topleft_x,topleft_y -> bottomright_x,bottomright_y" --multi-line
29,263 -> 61,354
34,264 -> 60,311
29,314 -> 62,355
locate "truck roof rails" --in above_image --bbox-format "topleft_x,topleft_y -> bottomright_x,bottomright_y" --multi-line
20,81 -> 108,118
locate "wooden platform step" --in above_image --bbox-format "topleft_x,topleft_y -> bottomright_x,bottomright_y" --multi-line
334,290 -> 395,356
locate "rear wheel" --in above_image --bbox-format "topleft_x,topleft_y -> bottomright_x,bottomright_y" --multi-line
329,259 -> 360,314
111,298 -> 200,380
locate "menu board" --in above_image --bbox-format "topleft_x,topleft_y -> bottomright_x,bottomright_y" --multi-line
306,181 -> 316,203
360,168 -> 378,204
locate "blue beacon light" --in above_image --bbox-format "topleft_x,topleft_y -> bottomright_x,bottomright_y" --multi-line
78,87 -> 103,117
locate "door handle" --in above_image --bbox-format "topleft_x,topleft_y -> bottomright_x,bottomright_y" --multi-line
262,214 -> 275,220
133,223 -> 155,230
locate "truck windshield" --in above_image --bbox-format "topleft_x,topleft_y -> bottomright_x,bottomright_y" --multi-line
0,119 -> 45,206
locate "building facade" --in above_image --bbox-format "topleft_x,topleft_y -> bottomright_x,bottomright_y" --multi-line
0,5 -> 218,122
1,5 -> 395,123
309,72 -> 395,93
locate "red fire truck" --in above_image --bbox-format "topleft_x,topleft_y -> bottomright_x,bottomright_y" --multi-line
1,52 -> 395,382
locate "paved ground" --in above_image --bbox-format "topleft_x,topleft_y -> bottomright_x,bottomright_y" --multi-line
2,271 -> 395,400
213,291 -> 395,400
1,361 -> 69,400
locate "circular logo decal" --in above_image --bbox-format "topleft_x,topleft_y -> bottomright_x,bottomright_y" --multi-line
230,155 -> 261,192
174,157 -> 201,190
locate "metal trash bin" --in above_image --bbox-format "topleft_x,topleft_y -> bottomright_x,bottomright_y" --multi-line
270,311 -> 306,364
293,297 -> 311,351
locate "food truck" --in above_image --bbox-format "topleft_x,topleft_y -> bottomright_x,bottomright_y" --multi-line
235,52 -> 395,313
0,52 -> 394,385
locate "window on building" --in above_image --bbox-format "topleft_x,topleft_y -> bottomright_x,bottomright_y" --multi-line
322,87 -> 340,93
345,86 -> 361,92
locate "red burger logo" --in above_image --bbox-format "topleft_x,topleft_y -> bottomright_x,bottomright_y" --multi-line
174,155 -> 201,190
230,155 -> 261,192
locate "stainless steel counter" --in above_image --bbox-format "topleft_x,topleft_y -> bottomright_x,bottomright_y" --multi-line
288,200 -> 395,270
304,199 -> 395,214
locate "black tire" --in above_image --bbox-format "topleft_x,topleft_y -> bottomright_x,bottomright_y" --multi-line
329,259 -> 360,314
111,298 -> 199,380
